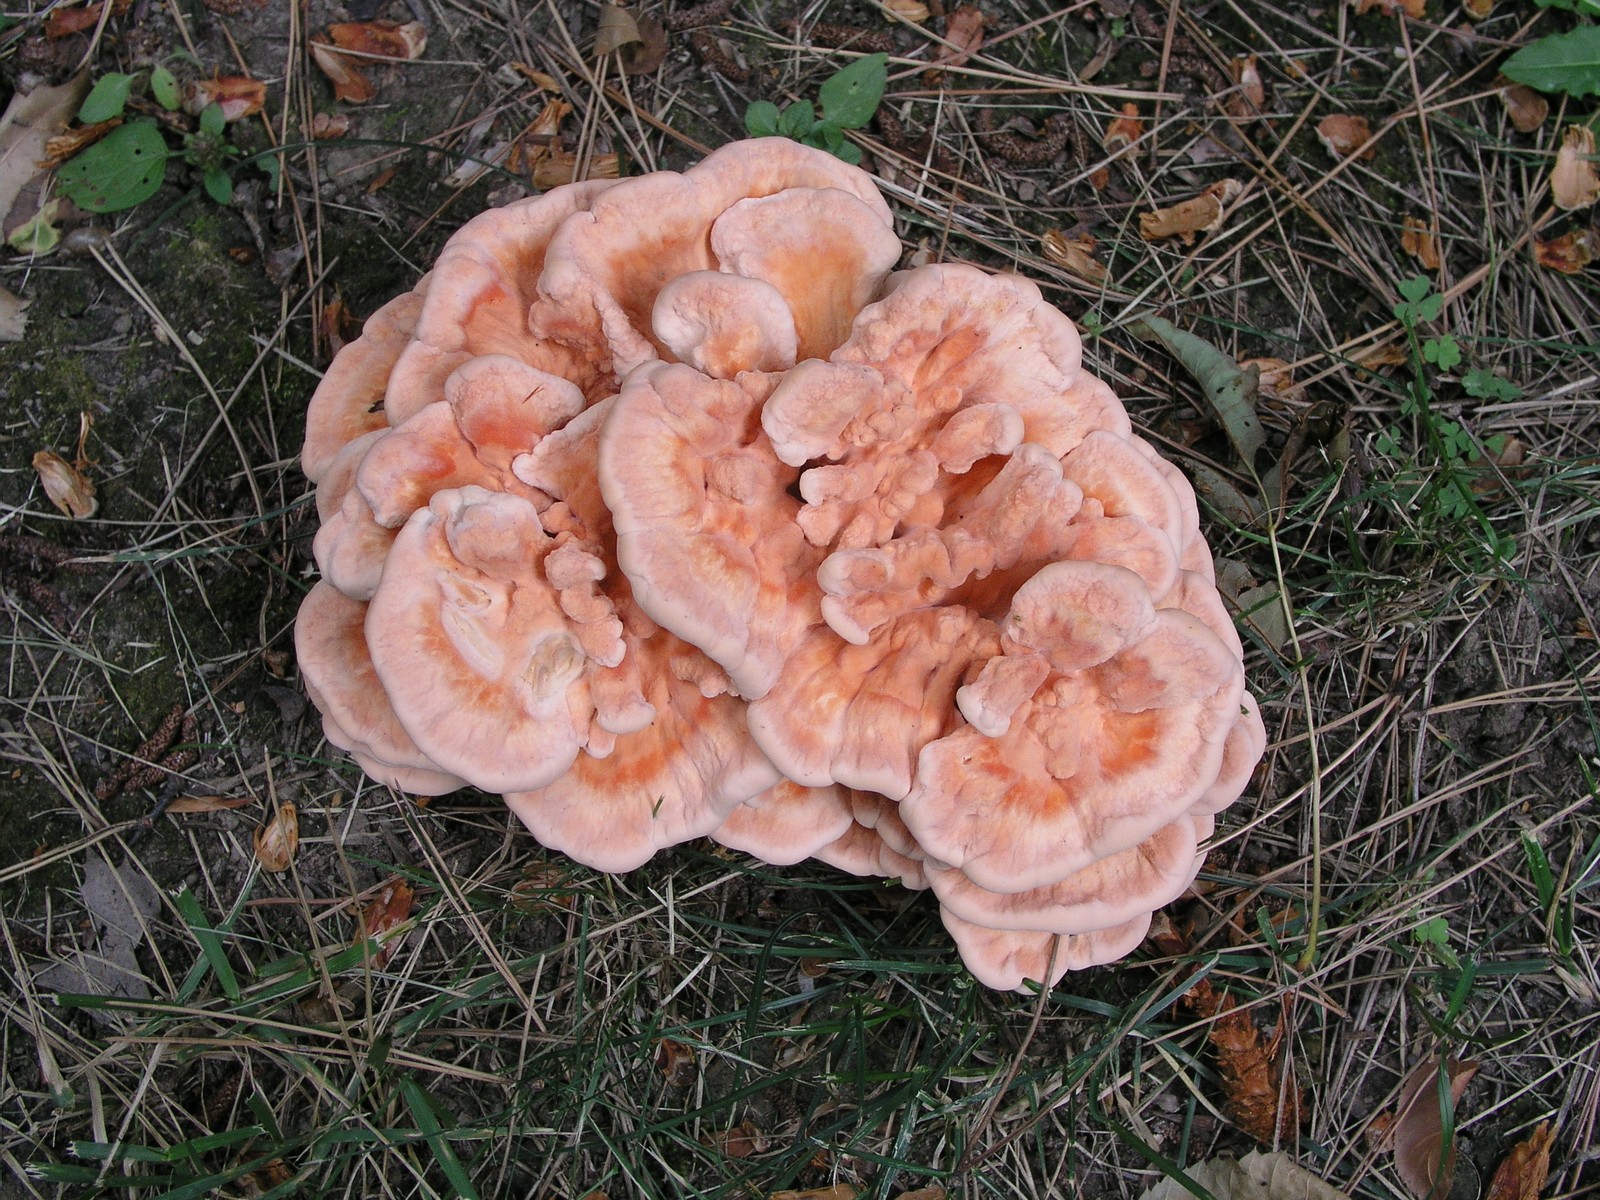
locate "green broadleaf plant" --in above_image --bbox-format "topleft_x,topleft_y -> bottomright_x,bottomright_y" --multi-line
56,120 -> 170,212
78,72 -> 135,124
743,53 -> 887,164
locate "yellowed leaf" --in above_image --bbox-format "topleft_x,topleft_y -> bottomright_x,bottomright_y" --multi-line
32,449 -> 96,518
1551,125 -> 1600,211
254,802 -> 300,872
1316,114 -> 1376,160
1401,216 -> 1441,269
1041,229 -> 1109,284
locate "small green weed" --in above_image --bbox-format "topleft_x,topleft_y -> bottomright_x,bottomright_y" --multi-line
744,53 -> 887,164
56,70 -> 242,212
1368,276 -> 1519,565
1503,0 -> 1600,97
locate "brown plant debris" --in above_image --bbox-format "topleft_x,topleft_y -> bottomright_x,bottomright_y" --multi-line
1499,82 -> 1547,133
358,879 -> 416,967
1140,179 -> 1241,244
1316,114 -> 1376,160
780,19 -> 896,54
1186,976 -> 1303,1142
1354,0 -> 1427,16
1551,125 -> 1600,211
95,703 -> 202,801
1391,1057 -> 1479,1200
1535,228 -> 1596,275
926,5 -> 985,81
1483,1122 -> 1554,1200
686,30 -> 751,80
655,1038 -> 698,1086
1042,229 -> 1109,283
254,802 -> 300,872
1401,216 -> 1441,269
310,21 -> 427,105
663,0 -> 736,31
975,106 -> 1075,165
0,532 -> 88,630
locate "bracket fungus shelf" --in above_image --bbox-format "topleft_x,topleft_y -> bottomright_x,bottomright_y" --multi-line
295,138 -> 1266,992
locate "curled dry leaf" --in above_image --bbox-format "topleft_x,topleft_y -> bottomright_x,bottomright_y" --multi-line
312,112 -> 351,139
927,4 -> 985,79
1353,0 -> 1427,16
594,4 -> 642,57
1499,83 -> 1546,134
1483,1122 -> 1553,1200
654,1038 -> 697,1086
41,118 -> 120,169
1535,228 -> 1596,274
1140,178 -> 1241,245
1392,1056 -> 1478,1200
1551,125 -> 1600,212
184,77 -> 267,123
884,0 -> 932,22
1104,102 -> 1142,155
254,802 -> 300,872
311,20 -> 426,105
703,1120 -> 768,1159
1316,114 -> 1376,160
358,879 -> 415,967
1401,216 -> 1441,269
32,450 -> 97,517
531,148 -> 620,190
621,15 -> 668,75
0,285 -> 30,342
1041,229 -> 1109,284
1228,55 -> 1265,121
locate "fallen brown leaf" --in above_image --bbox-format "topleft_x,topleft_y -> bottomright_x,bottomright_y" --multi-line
1240,357 -> 1304,401
1401,216 -> 1441,269
1551,125 -> 1600,211
594,4 -> 642,57
1104,102 -> 1142,155
1535,228 -> 1596,274
1316,114 -> 1376,160
254,802 -> 300,872
0,73 -> 90,227
702,1120 -> 768,1159
32,450 -> 96,518
164,795 -> 253,814
358,879 -> 415,967
185,77 -> 267,123
311,20 -> 426,105
1228,55 -> 1265,121
41,118 -> 120,169
1499,82 -> 1546,134
1353,341 -> 1408,368
1041,229 -> 1109,284
654,1038 -> 696,1086
884,0 -> 932,22
621,15 -> 668,75
531,148 -> 619,190
44,0 -> 128,39
926,5 -> 985,80
769,1188 -> 856,1200
1354,0 -> 1427,16
1140,179 -> 1241,245
1392,1056 -> 1478,1200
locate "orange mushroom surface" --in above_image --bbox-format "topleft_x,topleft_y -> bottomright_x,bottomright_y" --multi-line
295,138 -> 1266,991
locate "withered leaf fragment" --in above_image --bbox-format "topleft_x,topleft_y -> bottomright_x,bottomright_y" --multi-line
654,1038 -> 696,1086
311,21 -> 427,105
926,5 -> 985,80
594,4 -> 642,57
32,450 -> 97,518
1228,55 -> 1265,121
1104,103 -> 1142,155
1535,228 -> 1596,275
1392,1056 -> 1478,1200
1316,114 -> 1376,160
621,15 -> 668,75
884,0 -> 932,22
184,77 -> 267,123
1140,178 -> 1241,245
1401,216 -> 1441,269
358,879 -> 415,966
1551,125 -> 1600,211
1041,229 -> 1109,284
1499,83 -> 1546,134
254,802 -> 300,872
1483,1122 -> 1553,1200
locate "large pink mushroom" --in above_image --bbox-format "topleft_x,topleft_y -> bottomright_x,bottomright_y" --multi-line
294,138 -> 1266,990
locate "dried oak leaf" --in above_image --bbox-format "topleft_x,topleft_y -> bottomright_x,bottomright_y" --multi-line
1401,216 -> 1441,269
1316,114 -> 1376,160
311,20 -> 426,105
1392,1056 -> 1478,1200
1535,228 -> 1596,275
32,449 -> 97,517
1140,179 -> 1241,245
1551,125 -> 1600,211
1484,1122 -> 1553,1200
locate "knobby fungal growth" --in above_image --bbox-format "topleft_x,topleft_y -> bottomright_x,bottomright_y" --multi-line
295,138 -> 1266,991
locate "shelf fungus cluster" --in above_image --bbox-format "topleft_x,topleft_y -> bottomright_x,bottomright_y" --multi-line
296,139 -> 1265,991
